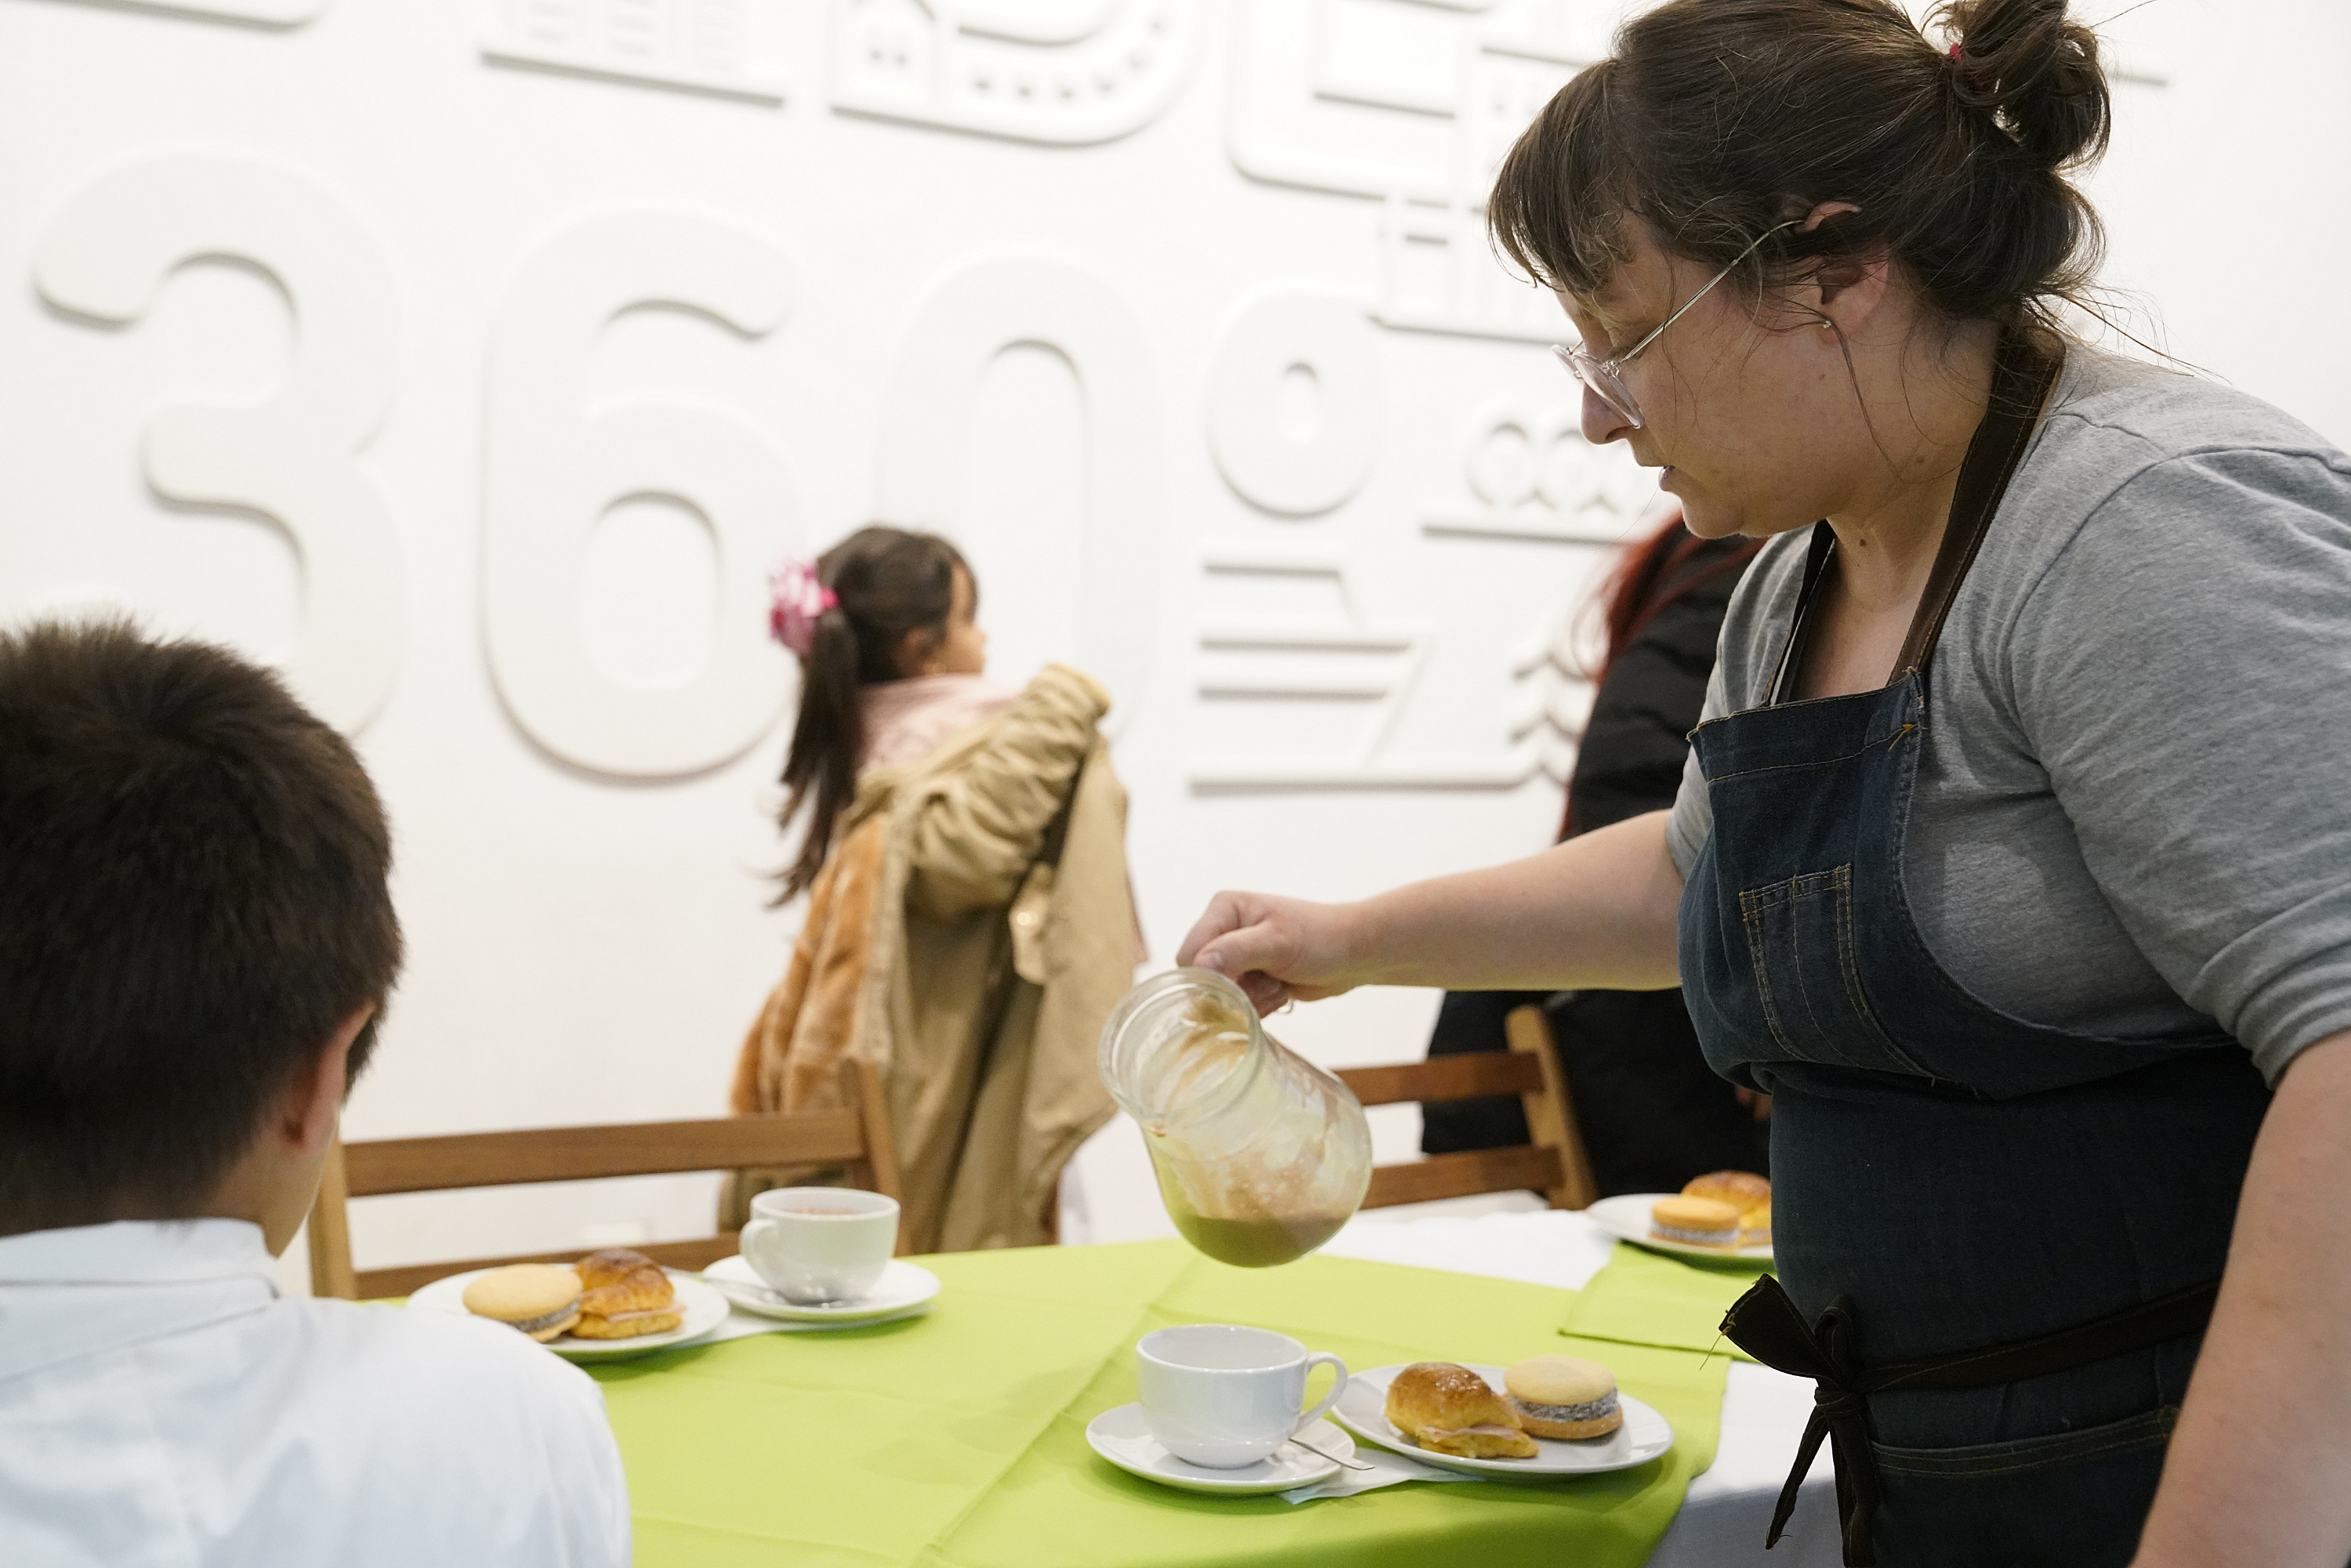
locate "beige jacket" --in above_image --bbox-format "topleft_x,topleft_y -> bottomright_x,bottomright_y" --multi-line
724,664 -> 1137,1254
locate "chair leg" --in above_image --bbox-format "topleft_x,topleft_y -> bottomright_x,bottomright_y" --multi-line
1505,1005 -> 1599,1211
307,1137 -> 359,1299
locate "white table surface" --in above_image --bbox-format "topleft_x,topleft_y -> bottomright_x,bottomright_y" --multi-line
1318,1204 -> 1842,1567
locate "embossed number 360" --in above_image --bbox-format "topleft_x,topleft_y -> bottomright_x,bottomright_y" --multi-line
34,154 -> 406,733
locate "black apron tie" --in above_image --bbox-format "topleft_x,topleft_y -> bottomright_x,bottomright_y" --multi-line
1719,1272 -> 2223,1567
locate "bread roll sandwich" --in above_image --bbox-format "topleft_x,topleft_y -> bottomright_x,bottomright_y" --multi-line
1382,1362 -> 1539,1459
1649,1195 -> 1742,1249
1504,1356 -> 1621,1439
461,1263 -> 584,1342
1681,1170 -> 1771,1247
570,1248 -> 683,1339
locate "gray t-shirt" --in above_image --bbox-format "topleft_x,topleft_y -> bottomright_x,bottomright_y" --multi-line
1667,347 -> 2351,1085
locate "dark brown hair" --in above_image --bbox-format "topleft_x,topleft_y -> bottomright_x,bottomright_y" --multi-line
775,526 -> 970,901
1489,0 -> 2112,347
0,618 -> 402,1232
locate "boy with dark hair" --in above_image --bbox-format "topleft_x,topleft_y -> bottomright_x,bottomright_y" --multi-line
0,620 -> 629,1566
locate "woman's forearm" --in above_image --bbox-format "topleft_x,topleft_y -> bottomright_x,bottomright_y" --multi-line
2131,1032 -> 2351,1567
1342,809 -> 1686,992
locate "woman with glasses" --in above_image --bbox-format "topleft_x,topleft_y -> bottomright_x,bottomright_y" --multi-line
1178,2 -> 2351,1564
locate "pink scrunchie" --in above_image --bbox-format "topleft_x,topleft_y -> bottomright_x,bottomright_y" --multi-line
767,559 -> 837,657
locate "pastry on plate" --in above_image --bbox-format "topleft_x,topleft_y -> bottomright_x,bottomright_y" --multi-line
460,1263 -> 583,1342
1383,1362 -> 1539,1459
1648,1195 -> 1743,1249
1504,1355 -> 1622,1439
1681,1170 -> 1771,1247
571,1248 -> 683,1339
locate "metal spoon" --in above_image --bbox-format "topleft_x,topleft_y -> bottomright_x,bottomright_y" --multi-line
1288,1431 -> 1373,1472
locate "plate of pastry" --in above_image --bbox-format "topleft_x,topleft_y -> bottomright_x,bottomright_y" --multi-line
408,1248 -> 730,1359
1588,1171 -> 1773,1262
1331,1358 -> 1672,1479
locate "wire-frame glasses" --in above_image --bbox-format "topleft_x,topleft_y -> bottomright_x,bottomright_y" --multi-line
1551,220 -> 1802,431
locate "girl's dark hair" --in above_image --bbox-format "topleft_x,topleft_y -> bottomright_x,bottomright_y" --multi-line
775,526 -> 969,902
1489,0 -> 2112,348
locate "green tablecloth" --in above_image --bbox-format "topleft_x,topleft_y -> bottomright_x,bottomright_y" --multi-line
585,1239 -> 1744,1568
1558,1242 -> 1770,1363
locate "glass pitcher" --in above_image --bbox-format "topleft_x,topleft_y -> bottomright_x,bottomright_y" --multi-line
1098,968 -> 1373,1268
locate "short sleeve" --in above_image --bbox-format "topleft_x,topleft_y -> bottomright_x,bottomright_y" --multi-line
2008,446 -> 2351,1081
1665,660 -> 1728,878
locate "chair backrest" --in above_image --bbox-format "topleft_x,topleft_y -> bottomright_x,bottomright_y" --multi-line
1334,1005 -> 1598,1211
307,1057 -> 901,1299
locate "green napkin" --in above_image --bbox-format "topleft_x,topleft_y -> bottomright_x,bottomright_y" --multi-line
1557,1241 -> 1770,1363
588,1240 -> 1735,1568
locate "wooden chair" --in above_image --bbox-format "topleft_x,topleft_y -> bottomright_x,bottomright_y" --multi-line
1334,1004 -> 1599,1212
307,1058 -> 901,1299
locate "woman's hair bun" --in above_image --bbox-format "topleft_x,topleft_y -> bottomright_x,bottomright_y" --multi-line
1936,0 -> 2111,171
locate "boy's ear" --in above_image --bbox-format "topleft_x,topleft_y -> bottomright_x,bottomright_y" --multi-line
287,1007 -> 373,1155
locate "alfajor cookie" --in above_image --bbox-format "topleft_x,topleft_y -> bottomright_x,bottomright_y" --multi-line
461,1263 -> 584,1342
1504,1355 -> 1622,1439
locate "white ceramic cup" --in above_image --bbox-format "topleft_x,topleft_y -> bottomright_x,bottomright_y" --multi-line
1134,1324 -> 1349,1469
739,1187 -> 898,1305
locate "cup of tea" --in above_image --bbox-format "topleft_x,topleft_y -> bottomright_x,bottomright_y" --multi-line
1134,1324 -> 1349,1468
739,1187 -> 898,1305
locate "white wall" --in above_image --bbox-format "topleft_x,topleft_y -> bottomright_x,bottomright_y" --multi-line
0,0 -> 2342,1276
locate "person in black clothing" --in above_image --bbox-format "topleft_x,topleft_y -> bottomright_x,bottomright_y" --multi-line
1420,514 -> 1768,1193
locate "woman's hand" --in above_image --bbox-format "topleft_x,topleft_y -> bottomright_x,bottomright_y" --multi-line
1174,812 -> 1689,1016
1176,891 -> 1364,1014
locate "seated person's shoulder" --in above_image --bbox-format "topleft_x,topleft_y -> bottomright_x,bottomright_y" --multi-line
270,1297 -> 631,1558
293,1292 -> 613,1439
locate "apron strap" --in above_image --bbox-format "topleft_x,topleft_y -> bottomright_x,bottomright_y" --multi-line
1719,1271 -> 2219,1566
1890,335 -> 2067,680
1763,334 -> 2064,707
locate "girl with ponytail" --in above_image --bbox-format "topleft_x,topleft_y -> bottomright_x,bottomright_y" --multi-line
728,526 -> 1140,1258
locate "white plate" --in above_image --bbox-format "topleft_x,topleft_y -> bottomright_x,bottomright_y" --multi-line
1586,1193 -> 1774,1263
1331,1363 -> 1674,1479
1085,1404 -> 1349,1495
701,1255 -> 942,1324
408,1267 -> 730,1359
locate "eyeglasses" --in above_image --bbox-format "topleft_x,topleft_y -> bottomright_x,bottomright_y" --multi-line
1551,220 -> 1802,431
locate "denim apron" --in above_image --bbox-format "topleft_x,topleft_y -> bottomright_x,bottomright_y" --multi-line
1684,339 -> 2273,1566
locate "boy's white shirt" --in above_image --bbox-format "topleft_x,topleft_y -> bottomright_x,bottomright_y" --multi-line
0,1219 -> 632,1568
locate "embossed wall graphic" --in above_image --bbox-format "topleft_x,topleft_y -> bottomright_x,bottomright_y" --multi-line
831,0 -> 1204,145
1422,397 -> 1652,543
1204,288 -> 1381,517
484,211 -> 802,777
51,0 -> 328,24
482,0 -> 788,101
872,253 -> 1165,730
34,153 -> 405,733
1228,0 -> 1598,341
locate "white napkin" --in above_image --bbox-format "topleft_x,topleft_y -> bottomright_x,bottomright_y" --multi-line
1280,1439 -> 1477,1504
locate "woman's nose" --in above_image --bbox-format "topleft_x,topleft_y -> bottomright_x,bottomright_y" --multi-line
1581,384 -> 1636,446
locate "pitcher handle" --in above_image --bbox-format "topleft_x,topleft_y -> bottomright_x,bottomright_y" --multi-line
1293,1352 -> 1349,1431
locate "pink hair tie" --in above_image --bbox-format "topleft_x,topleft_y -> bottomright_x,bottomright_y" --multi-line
767,558 -> 837,657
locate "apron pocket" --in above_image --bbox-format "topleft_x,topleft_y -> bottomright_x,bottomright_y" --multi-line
1738,866 -> 1929,1074
1874,1403 -> 2179,1479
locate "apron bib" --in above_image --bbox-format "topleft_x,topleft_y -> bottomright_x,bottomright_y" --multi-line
1681,339 -> 2272,1567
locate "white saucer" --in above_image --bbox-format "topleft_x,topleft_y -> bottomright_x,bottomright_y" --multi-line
701,1255 -> 942,1324
1586,1193 -> 1774,1263
1331,1363 -> 1674,1479
408,1267 -> 730,1360
1085,1404 -> 1350,1495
